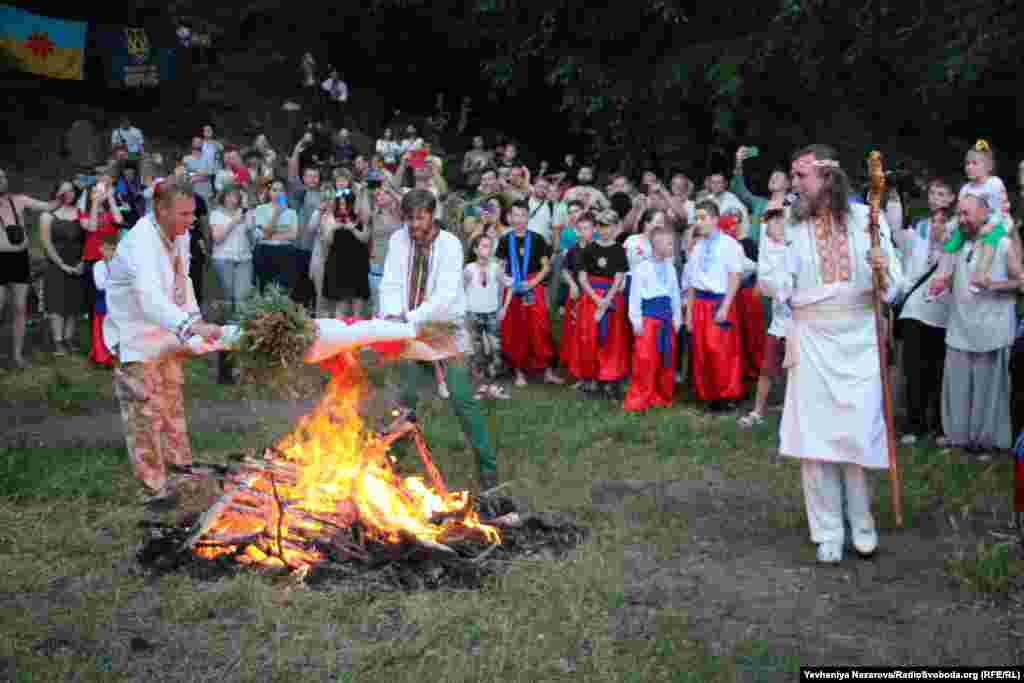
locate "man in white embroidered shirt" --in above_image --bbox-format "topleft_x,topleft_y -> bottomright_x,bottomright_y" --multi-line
104,178 -> 224,507
378,189 -> 498,491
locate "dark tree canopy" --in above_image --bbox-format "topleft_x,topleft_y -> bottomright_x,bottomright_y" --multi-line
10,0 -> 1023,179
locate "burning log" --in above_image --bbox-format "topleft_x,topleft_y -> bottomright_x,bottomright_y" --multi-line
200,532 -> 264,546
170,319 -> 501,573
403,533 -> 456,556
181,474 -> 259,552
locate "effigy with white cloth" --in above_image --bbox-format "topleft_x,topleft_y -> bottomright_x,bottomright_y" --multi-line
186,317 -> 461,363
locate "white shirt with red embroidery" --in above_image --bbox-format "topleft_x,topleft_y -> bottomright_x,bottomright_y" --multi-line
682,231 -> 746,294
103,214 -> 199,362
623,234 -> 652,273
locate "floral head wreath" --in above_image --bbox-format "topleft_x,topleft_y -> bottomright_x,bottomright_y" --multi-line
595,208 -> 620,225
974,139 -> 992,153
793,156 -> 840,174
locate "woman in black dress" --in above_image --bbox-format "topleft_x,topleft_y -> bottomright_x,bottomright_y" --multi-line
321,178 -> 370,317
39,180 -> 86,353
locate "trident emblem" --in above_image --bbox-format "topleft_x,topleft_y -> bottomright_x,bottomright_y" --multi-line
125,28 -> 150,64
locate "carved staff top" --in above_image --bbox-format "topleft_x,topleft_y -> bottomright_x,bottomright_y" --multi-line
867,150 -> 889,291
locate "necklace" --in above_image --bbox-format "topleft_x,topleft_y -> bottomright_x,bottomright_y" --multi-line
407,234 -> 434,311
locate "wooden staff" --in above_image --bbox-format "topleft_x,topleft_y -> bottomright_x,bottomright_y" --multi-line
867,151 -> 904,527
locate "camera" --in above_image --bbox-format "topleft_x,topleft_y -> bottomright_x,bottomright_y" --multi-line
366,170 -> 383,191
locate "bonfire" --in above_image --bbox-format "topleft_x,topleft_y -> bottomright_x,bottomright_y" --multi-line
174,288 -> 500,572
180,357 -> 501,572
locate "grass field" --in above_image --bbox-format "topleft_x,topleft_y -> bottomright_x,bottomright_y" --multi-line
0,349 -> 1020,681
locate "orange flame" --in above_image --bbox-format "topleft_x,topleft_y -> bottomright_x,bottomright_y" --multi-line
194,356 -> 499,568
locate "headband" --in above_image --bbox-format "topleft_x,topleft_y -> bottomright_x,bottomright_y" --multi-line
794,156 -> 840,174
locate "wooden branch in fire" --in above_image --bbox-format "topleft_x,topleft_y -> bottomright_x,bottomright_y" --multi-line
175,421 -> 494,567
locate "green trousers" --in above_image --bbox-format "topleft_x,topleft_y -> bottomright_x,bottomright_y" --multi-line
397,357 -> 497,475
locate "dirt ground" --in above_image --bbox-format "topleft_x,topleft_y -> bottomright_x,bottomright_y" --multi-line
1,397 -> 315,450
595,476 -> 1024,670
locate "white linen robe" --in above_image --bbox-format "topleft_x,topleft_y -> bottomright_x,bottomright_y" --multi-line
377,227 -> 471,361
757,203 -> 903,469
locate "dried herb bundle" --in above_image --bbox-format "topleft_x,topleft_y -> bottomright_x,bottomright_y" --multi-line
232,286 -> 318,393
415,321 -> 460,348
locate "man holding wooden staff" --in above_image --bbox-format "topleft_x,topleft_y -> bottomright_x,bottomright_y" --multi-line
758,144 -> 903,564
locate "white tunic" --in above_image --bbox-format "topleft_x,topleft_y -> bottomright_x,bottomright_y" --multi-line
758,204 -> 903,469
623,234 -> 652,273
103,215 -> 199,363
760,224 -> 801,338
628,258 -> 682,332
464,261 -> 504,314
944,237 -> 1016,353
897,226 -> 950,329
378,227 -> 470,359
682,231 -> 746,294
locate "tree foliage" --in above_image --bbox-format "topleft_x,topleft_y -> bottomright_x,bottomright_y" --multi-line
15,0 -> 1018,171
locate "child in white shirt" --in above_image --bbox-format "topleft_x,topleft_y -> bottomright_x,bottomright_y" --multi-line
464,234 -> 508,398
624,227 -> 681,411
90,235 -> 118,367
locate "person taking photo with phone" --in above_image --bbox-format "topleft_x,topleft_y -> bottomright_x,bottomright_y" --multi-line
731,146 -> 791,245
251,178 -> 299,294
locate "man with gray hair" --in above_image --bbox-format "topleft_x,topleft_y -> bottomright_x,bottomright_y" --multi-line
929,192 -> 1023,456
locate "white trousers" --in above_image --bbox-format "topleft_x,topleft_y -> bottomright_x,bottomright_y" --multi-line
800,460 -> 875,545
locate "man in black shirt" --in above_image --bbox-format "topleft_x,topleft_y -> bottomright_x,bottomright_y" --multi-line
495,199 -> 565,387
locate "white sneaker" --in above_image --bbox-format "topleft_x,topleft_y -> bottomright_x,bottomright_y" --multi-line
738,411 -> 764,428
438,383 -> 450,399
852,527 -> 878,556
900,434 -> 918,445
816,542 -> 843,564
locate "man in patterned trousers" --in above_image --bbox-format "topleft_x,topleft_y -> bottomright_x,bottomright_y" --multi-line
104,178 -> 224,507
